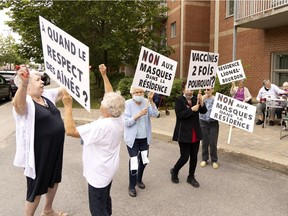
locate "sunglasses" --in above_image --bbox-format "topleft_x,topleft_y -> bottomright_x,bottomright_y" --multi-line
205,89 -> 211,91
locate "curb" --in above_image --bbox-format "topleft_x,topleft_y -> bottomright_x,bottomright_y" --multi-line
74,118 -> 93,125
152,132 -> 288,175
75,118 -> 288,175
217,148 -> 288,175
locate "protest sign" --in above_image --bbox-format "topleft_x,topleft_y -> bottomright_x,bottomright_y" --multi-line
210,92 -> 256,133
217,60 -> 245,85
186,50 -> 219,90
132,46 -> 177,96
39,16 -> 90,112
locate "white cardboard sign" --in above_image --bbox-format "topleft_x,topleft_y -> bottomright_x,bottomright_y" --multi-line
217,60 -> 246,85
39,16 -> 90,112
132,46 -> 177,96
186,50 -> 219,90
210,92 -> 256,133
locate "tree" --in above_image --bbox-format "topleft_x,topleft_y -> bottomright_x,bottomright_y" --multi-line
0,34 -> 27,68
0,0 -> 171,72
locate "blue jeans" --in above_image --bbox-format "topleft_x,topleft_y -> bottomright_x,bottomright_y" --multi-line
127,138 -> 149,189
88,182 -> 112,216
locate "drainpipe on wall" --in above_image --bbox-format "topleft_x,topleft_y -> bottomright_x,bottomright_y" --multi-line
214,0 -> 220,53
232,26 -> 237,62
233,0 -> 238,61
228,0 -> 238,144
180,0 -> 184,78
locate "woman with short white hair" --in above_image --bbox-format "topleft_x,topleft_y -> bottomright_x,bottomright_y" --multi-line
255,79 -> 286,126
124,86 -> 159,197
13,66 -> 67,216
62,64 -> 125,216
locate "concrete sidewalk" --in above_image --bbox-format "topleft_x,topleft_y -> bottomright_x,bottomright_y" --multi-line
58,108 -> 288,174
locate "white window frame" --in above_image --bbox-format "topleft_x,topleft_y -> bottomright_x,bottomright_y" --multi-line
226,0 -> 234,17
171,22 -> 176,38
272,53 -> 288,86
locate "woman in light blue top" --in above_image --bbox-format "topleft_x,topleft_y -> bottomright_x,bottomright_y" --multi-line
199,88 -> 219,169
124,86 -> 159,197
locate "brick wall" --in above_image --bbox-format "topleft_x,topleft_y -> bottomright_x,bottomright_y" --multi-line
166,0 -> 288,97
167,0 -> 210,78
210,1 -> 288,97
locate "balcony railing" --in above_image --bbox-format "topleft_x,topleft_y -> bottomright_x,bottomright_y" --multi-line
235,0 -> 288,21
159,2 -> 168,18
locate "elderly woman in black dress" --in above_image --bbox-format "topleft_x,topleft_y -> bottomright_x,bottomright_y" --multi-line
12,66 -> 67,216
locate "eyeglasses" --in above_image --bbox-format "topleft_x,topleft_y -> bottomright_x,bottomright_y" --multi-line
205,89 -> 211,91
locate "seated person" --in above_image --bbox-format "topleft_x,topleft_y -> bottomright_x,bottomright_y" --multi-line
255,80 -> 286,126
275,81 -> 288,121
230,79 -> 252,104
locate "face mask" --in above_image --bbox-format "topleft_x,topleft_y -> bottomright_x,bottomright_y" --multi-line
133,95 -> 144,103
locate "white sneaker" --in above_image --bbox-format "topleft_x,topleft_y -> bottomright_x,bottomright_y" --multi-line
212,162 -> 219,169
200,161 -> 207,167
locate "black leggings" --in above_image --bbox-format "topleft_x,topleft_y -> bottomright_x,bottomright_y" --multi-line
173,141 -> 200,177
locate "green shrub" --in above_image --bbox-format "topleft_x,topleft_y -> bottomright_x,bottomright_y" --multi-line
163,76 -> 231,109
108,72 -> 126,91
164,78 -> 183,109
214,76 -> 231,96
117,77 -> 134,99
116,76 -> 231,110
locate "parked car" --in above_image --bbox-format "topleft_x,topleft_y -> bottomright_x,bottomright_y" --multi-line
0,70 -> 18,95
41,72 -> 50,85
0,74 -> 13,101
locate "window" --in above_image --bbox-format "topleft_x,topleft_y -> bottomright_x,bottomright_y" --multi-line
171,22 -> 176,38
226,0 -> 234,17
272,53 -> 288,86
